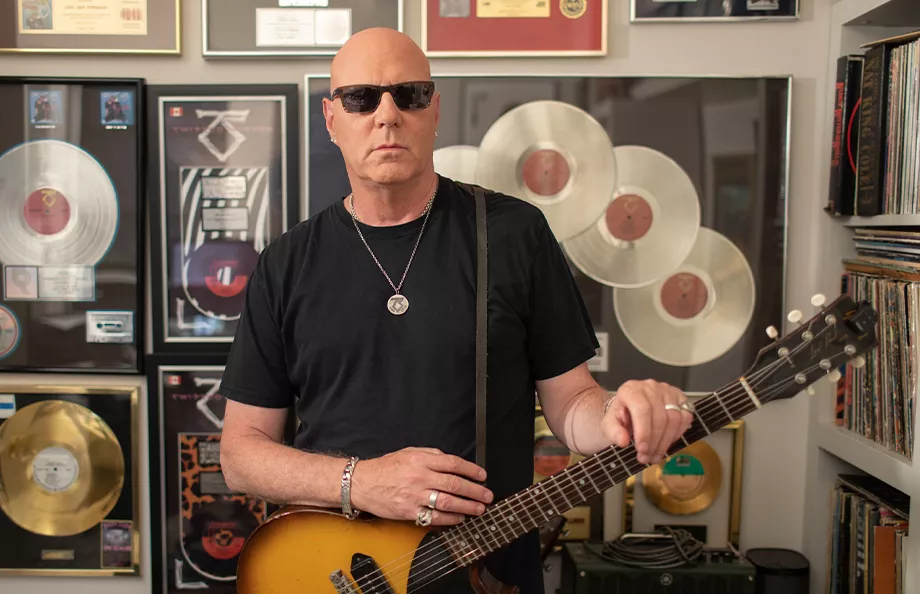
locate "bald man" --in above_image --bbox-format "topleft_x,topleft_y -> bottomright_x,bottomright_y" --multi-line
218,27 -> 692,593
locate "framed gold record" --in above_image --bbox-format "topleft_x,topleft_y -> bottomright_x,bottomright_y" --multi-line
622,414 -> 744,548
0,384 -> 139,576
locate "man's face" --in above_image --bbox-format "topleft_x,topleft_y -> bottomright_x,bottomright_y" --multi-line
323,60 -> 440,186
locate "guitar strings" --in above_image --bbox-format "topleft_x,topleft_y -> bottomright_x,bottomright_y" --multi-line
351,322 -> 846,593
352,327 -> 842,594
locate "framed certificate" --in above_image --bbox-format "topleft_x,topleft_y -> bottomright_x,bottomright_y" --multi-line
422,0 -> 607,57
202,0 -> 403,57
0,384 -> 140,576
146,354 -> 294,594
147,84 -> 300,354
1,0 -> 180,54
0,76 -> 145,374
631,0 -> 798,22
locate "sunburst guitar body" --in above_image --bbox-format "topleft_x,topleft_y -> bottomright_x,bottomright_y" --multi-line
236,294 -> 880,594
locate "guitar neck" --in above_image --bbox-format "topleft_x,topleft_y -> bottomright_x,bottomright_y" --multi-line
439,377 -> 761,567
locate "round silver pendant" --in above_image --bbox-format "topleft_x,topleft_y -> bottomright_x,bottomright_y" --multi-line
387,294 -> 408,316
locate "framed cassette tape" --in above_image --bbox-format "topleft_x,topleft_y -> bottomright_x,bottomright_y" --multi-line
303,74 -> 791,396
0,76 -> 145,374
0,383 -> 139,576
147,84 -> 301,354
146,354 -> 295,594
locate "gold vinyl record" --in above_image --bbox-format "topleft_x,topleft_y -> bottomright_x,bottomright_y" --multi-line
561,145 -> 700,289
613,227 -> 755,367
476,100 -> 616,242
433,144 -> 479,185
0,399 -> 125,537
640,441 -> 721,515
0,139 -> 119,267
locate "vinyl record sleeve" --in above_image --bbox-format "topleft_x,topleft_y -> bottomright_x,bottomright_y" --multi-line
0,385 -> 139,575
147,354 -> 294,594
0,77 -> 144,374
147,85 -> 300,354
304,74 -> 790,394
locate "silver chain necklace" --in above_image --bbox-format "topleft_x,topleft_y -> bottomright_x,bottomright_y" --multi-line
348,186 -> 437,316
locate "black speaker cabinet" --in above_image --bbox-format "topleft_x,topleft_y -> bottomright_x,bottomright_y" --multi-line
560,542 -> 756,594
745,548 -> 809,594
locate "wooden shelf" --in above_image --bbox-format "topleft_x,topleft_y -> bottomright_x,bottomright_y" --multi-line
837,214 -> 920,227
814,421 -> 917,495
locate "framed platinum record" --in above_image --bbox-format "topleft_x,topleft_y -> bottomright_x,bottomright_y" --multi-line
631,0 -> 798,21
147,85 -> 300,354
0,76 -> 145,374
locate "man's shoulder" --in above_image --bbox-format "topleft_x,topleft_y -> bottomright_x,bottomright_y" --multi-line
446,178 -> 551,243
254,202 -> 341,281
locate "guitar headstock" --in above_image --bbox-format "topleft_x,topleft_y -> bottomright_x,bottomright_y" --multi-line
745,293 -> 878,402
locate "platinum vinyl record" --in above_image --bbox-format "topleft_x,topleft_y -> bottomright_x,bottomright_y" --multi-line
0,139 -> 118,267
562,145 -> 700,289
476,100 -> 616,242
433,145 -> 479,184
613,227 -> 755,367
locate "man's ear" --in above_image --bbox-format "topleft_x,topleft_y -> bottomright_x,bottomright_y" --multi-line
322,97 -> 335,140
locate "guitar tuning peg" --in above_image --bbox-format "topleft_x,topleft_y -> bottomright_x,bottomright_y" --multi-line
811,293 -> 826,307
766,325 -> 778,339
806,386 -> 815,396
850,356 -> 866,369
787,309 -> 803,324
826,369 -> 842,383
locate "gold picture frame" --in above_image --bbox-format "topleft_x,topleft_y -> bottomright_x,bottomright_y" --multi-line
0,383 -> 140,576
1,0 -> 181,55
622,418 -> 745,549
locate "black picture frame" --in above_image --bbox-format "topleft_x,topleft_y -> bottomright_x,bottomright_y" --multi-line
0,75 -> 146,374
631,0 -> 798,21
146,84 -> 300,355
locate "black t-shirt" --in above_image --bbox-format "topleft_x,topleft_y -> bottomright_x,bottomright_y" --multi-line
219,175 -> 599,593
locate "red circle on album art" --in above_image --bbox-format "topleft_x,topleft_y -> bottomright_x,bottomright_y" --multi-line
659,273 -> 709,320
534,435 -> 571,477
521,149 -> 570,196
186,241 -> 259,318
605,194 -> 653,242
202,520 -> 247,560
182,499 -> 261,579
23,188 -> 71,236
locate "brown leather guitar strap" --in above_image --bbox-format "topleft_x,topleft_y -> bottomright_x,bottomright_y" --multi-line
473,184 -> 488,471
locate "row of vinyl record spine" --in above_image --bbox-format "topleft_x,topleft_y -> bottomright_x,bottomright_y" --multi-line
825,31 -> 920,217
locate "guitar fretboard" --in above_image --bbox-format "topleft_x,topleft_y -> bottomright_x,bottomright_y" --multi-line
438,376 -> 762,567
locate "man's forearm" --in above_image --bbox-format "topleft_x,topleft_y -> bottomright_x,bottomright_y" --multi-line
221,435 -> 346,507
558,386 -> 614,456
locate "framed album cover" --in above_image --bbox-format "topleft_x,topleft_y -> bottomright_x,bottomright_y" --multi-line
631,0 -> 798,22
0,384 -> 139,576
147,84 -> 300,354
0,1 -> 180,54
146,354 -> 293,594
303,74 -> 790,396
422,0 -> 607,57
202,0 -> 403,57
0,76 -> 145,374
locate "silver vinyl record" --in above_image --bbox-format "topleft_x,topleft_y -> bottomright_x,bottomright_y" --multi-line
433,145 -> 479,184
613,227 -> 755,367
0,139 -> 118,267
476,100 -> 616,242
562,145 -> 700,289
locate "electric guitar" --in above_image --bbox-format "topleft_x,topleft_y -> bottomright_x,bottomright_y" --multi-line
234,293 -> 879,593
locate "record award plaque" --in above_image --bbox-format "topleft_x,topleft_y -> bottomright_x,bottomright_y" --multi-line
147,355 -> 290,593
0,76 -> 144,373
202,0 -> 403,57
147,85 -> 300,354
0,384 -> 139,576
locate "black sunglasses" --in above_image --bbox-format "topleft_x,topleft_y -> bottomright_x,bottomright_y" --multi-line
331,81 -> 435,114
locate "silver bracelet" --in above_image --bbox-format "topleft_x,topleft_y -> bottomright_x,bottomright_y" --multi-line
604,393 -> 617,416
340,456 -> 360,520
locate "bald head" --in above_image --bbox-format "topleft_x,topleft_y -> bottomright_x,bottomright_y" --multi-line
330,28 -> 431,92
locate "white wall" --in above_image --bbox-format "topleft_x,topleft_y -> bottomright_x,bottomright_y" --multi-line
0,0 -> 834,591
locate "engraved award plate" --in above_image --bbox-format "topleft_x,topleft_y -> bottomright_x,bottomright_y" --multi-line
202,0 -> 403,57
147,355 -> 291,593
0,76 -> 144,373
147,85 -> 300,354
0,384 -> 139,576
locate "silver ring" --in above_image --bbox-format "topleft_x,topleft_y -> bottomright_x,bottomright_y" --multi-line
428,490 -> 439,509
664,403 -> 682,412
415,507 -> 433,527
679,400 -> 695,413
